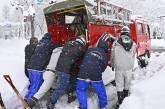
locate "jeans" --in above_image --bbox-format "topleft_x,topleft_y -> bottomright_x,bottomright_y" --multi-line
47,71 -> 70,107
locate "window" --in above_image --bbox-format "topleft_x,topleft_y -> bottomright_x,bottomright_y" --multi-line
67,15 -> 83,24
137,23 -> 143,35
65,15 -> 76,24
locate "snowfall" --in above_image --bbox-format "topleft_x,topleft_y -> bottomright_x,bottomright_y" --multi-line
0,38 -> 165,109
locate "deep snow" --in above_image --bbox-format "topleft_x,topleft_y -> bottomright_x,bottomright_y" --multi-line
0,38 -> 165,109
120,52 -> 165,109
151,39 -> 165,49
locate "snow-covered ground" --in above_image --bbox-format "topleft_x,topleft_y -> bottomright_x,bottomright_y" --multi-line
0,38 -> 29,108
120,52 -> 165,109
151,39 -> 165,49
0,38 -> 165,109
119,39 -> 165,109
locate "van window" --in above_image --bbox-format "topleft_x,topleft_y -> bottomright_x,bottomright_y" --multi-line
137,23 -> 143,35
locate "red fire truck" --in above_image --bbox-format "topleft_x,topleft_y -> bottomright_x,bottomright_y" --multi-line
44,0 -> 151,67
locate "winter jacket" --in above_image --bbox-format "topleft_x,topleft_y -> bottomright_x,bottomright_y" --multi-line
28,33 -> 59,71
25,44 -> 37,77
78,47 -> 108,81
56,40 -> 85,74
111,40 -> 136,71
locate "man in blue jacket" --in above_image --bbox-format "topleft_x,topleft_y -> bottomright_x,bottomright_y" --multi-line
24,33 -> 59,101
76,33 -> 111,109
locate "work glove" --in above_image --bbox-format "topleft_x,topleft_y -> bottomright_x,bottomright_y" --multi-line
27,96 -> 38,108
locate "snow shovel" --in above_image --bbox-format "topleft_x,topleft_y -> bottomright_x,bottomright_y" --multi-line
3,75 -> 30,109
0,93 -> 6,109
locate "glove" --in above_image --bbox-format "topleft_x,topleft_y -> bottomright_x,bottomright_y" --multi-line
112,67 -> 114,71
27,96 -> 38,108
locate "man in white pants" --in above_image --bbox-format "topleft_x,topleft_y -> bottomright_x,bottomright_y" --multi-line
111,26 -> 136,108
26,47 -> 62,107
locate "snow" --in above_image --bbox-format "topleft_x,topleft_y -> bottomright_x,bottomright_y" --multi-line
0,38 -> 29,108
0,21 -> 21,26
151,39 -> 165,49
120,52 -> 165,109
0,38 -> 165,109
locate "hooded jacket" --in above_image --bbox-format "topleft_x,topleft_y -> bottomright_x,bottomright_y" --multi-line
56,40 -> 85,74
28,33 -> 59,71
111,40 -> 136,71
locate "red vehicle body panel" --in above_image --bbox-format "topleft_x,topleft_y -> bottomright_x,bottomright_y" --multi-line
130,17 -> 151,57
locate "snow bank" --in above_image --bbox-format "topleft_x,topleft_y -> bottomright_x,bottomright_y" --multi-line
0,38 -> 29,108
120,52 -> 165,109
151,39 -> 165,49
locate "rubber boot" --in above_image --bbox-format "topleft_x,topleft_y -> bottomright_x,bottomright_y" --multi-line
117,91 -> 124,105
116,91 -> 124,109
123,90 -> 129,98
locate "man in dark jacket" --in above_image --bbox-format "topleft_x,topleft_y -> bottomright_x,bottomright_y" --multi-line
76,33 -> 111,109
24,33 -> 59,101
24,37 -> 38,78
46,36 -> 87,109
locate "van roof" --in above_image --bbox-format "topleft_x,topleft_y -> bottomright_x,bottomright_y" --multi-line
44,0 -> 89,15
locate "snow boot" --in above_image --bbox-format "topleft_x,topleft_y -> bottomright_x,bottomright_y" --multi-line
117,91 -> 124,105
67,92 -> 76,103
123,90 -> 129,98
